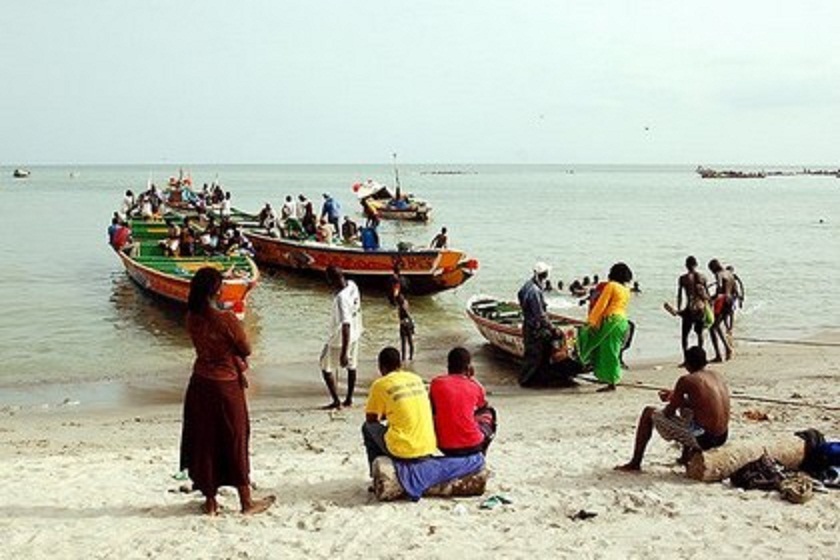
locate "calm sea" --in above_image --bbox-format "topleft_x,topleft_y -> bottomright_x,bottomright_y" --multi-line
1,164 -> 837,405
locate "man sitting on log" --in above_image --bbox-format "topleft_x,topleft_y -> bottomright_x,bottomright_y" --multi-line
616,346 -> 730,472
429,347 -> 497,456
362,347 -> 438,475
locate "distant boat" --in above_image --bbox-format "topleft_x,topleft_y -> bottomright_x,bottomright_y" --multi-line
352,153 -> 432,222
352,180 -> 432,222
696,166 -> 765,179
13,168 -> 30,178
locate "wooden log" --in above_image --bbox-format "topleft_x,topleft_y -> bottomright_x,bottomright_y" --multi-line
371,457 -> 489,501
686,435 -> 806,482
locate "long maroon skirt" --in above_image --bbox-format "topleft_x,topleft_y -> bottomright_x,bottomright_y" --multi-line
180,375 -> 250,496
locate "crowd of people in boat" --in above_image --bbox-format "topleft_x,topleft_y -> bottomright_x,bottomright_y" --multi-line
110,180 -> 256,260
255,193 -> 376,247
158,216 -> 256,259
121,181 -> 234,220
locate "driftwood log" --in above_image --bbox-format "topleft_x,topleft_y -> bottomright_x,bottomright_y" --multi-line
686,435 -> 806,482
371,457 -> 489,501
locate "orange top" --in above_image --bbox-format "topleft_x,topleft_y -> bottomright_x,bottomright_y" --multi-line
587,281 -> 630,328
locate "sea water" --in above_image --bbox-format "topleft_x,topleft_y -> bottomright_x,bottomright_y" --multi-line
0,164 -> 837,404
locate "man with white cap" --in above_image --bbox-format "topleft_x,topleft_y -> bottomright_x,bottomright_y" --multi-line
517,262 -> 557,386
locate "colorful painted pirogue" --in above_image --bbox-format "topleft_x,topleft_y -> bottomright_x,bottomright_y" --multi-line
159,194 -> 475,294
465,295 -> 583,360
245,228 -> 477,295
113,219 -> 259,317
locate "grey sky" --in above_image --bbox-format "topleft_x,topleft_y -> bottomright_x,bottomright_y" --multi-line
2,1 -> 839,165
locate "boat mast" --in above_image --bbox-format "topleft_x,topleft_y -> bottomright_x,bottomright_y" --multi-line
392,152 -> 401,196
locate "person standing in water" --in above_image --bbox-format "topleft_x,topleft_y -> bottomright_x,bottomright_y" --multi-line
708,259 -> 734,362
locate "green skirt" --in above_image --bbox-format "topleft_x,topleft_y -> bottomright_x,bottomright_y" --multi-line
577,315 -> 629,385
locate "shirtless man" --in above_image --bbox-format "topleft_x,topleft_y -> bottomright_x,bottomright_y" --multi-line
708,259 -> 735,362
616,346 -> 730,472
676,256 -> 710,363
430,227 -> 448,249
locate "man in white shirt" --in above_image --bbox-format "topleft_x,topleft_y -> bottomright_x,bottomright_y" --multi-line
320,266 -> 363,409
120,189 -> 135,219
221,192 -> 232,218
296,194 -> 309,220
281,195 -> 297,222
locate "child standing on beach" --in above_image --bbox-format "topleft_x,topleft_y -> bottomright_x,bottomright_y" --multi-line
397,294 -> 415,362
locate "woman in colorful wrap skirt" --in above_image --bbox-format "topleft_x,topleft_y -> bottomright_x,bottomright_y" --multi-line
577,262 -> 633,392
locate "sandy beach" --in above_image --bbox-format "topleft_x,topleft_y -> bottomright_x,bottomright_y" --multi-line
1,337 -> 838,560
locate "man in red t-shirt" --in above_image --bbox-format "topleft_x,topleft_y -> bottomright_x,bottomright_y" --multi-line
429,347 -> 497,456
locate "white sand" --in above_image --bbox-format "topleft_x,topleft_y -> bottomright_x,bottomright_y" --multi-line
1,340 -> 838,559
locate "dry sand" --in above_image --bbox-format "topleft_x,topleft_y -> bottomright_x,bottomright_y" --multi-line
1,338 -> 838,559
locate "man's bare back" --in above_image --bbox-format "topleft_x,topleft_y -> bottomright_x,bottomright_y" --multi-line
668,368 -> 730,436
679,271 -> 707,305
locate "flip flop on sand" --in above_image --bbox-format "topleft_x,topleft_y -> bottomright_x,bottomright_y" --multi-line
480,494 -> 513,510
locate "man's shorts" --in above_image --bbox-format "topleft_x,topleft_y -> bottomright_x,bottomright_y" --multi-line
652,409 -> 704,451
320,341 -> 359,372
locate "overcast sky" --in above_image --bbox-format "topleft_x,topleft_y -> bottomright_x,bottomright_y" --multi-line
2,1 -> 839,165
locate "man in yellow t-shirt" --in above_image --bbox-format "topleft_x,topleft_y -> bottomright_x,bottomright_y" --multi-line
362,347 -> 437,474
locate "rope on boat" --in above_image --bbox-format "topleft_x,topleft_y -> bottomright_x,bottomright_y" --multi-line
734,336 -> 840,348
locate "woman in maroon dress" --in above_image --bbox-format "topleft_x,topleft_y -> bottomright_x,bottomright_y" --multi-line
180,267 -> 274,515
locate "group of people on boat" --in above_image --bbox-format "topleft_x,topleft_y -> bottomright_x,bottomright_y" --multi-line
120,185 -> 166,221
256,193 -> 378,248
111,186 -> 256,259
160,216 -> 255,259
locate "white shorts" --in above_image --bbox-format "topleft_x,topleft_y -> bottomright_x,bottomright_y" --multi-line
320,341 -> 359,372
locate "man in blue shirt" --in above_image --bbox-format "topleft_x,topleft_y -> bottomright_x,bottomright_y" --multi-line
321,193 -> 341,234
517,262 -> 557,386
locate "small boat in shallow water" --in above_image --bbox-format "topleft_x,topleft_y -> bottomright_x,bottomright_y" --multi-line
352,180 -> 431,222
465,295 -> 584,359
13,168 -> 30,178
113,219 -> 259,317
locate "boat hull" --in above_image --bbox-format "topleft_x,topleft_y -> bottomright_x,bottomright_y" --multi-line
116,251 -> 259,317
466,295 -> 583,359
247,232 -> 476,295
365,200 -> 431,222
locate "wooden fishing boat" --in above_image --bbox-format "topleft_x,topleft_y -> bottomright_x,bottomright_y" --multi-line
352,180 -> 431,222
245,229 -> 477,295
113,219 -> 259,317
465,295 -> 584,359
